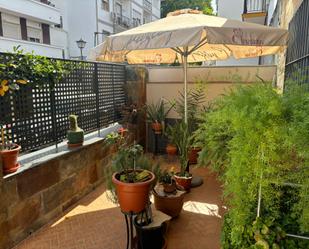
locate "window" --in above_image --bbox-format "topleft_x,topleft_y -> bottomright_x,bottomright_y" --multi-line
133,10 -> 141,27
27,20 -> 42,43
101,0 -> 109,11
2,13 -> 21,40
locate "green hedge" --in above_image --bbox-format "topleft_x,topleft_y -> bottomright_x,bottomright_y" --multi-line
195,84 -> 309,248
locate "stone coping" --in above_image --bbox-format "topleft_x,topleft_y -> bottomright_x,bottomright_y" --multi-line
3,123 -> 122,179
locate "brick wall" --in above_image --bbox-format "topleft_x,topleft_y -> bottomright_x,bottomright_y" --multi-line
0,140 -> 113,249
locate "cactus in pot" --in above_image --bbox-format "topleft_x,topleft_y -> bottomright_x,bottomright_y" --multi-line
67,115 -> 84,148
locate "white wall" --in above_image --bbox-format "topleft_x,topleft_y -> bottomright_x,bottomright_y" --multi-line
0,36 -> 63,57
0,0 -> 61,24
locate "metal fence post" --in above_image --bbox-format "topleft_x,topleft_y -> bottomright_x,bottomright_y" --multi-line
94,63 -> 100,136
112,65 -> 116,123
50,89 -> 58,152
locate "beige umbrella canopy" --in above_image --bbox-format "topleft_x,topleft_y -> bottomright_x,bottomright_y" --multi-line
89,9 -> 288,122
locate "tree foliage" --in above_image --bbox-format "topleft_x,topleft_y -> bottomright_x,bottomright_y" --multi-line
161,0 -> 213,18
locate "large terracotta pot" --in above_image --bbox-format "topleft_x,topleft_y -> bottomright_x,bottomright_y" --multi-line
188,147 -> 201,164
166,144 -> 177,156
151,122 -> 162,134
0,144 -> 21,174
112,170 -> 155,213
174,173 -> 192,191
153,190 -> 185,218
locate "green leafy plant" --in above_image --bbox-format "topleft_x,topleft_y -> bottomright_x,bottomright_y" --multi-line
195,83 -> 309,248
104,131 -> 160,203
146,99 -> 174,123
174,83 -> 206,135
0,46 -> 74,97
166,121 -> 191,176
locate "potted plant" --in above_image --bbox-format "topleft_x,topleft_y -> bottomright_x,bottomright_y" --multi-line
166,121 -> 192,191
0,126 -> 21,174
160,169 -> 176,193
67,114 -> 84,148
165,125 -> 178,157
146,99 -> 174,135
174,84 -> 205,164
105,131 -> 158,213
153,167 -> 186,218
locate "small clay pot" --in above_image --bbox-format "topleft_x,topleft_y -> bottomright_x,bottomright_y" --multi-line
188,147 -> 201,164
0,144 -> 21,174
166,144 -> 177,156
67,142 -> 83,148
163,181 -> 176,193
174,173 -> 192,191
151,122 -> 162,134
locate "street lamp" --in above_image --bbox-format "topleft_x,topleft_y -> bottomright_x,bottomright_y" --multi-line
76,38 -> 87,60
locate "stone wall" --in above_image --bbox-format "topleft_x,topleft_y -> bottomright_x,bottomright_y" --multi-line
0,140 -> 113,249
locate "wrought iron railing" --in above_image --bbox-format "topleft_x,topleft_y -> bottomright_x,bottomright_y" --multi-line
116,14 -> 132,28
243,0 -> 267,13
0,55 -> 126,152
285,0 -> 309,86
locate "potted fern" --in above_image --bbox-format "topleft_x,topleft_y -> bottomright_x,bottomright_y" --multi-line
0,125 -> 21,174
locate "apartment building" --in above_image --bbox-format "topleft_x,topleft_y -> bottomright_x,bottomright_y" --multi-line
0,0 -> 66,58
57,0 -> 161,59
0,0 -> 160,59
216,0 -> 269,66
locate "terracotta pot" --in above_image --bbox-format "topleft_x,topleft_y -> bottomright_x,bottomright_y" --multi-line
67,142 -> 83,148
112,170 -> 155,213
0,144 -> 21,174
174,173 -> 192,191
153,190 -> 185,218
188,147 -> 201,164
166,144 -> 177,156
163,181 -> 177,193
151,122 -> 162,134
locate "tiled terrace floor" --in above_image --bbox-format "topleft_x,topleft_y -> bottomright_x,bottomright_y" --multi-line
14,163 -> 224,249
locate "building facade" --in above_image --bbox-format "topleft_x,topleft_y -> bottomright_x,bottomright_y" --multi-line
0,0 -> 160,59
0,0 -> 66,58
216,0 -> 270,66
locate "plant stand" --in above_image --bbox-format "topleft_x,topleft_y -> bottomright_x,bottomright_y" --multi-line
122,210 -> 144,249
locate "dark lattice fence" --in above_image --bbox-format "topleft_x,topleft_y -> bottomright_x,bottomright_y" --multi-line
285,0 -> 309,85
0,57 -> 126,152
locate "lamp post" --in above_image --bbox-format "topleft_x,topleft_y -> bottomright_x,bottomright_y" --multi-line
76,38 -> 87,60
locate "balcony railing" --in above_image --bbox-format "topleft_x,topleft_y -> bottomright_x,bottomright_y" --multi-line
143,0 -> 152,12
243,0 -> 267,13
116,14 -> 131,28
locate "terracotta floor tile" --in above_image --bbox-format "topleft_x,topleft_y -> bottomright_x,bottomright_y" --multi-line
14,162 -> 224,249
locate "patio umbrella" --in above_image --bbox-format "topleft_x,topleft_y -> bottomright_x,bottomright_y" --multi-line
89,9 -> 288,123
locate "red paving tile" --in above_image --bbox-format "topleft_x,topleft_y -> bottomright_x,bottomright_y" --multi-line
14,164 -> 224,249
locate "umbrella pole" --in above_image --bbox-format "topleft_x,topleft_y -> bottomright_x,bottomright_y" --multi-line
183,48 -> 188,124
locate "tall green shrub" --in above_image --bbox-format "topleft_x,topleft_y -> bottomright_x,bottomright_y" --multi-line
195,84 -> 309,248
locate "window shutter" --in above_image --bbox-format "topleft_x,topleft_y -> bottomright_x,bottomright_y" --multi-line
42,23 -> 50,44
20,17 -> 27,40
